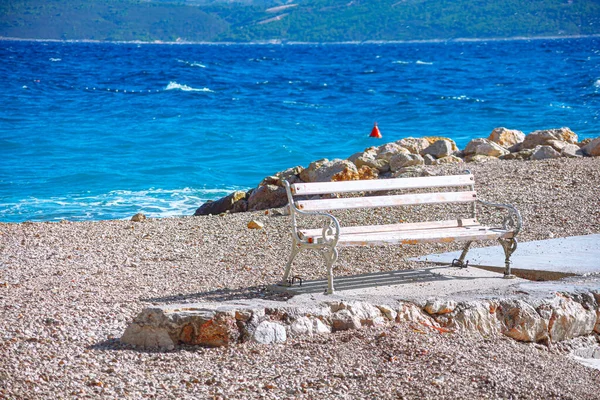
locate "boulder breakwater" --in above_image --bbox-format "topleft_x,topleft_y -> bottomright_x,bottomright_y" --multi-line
194,127 -> 600,216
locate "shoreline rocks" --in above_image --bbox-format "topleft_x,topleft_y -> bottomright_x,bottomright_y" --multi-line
194,127 -> 600,215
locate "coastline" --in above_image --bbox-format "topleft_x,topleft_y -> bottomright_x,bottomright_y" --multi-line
1,33 -> 599,45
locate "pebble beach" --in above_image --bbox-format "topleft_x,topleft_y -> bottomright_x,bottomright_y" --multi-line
1,157 -> 600,399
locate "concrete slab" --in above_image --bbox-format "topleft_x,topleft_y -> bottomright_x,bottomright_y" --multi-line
412,234 -> 600,276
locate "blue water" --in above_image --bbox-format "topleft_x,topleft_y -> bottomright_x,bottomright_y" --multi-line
1,38 -> 599,222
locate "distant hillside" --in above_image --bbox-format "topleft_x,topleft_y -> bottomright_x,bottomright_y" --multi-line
1,0 -> 599,42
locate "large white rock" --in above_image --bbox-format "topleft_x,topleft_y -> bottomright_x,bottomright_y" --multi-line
424,299 -> 458,315
389,153 -> 425,171
582,137 -> 600,156
451,301 -> 502,337
252,321 -> 287,344
465,138 -> 510,158
422,140 -> 454,159
530,145 -> 561,161
488,127 -> 525,149
289,316 -> 331,337
545,296 -> 597,342
331,309 -> 362,331
376,143 -> 411,161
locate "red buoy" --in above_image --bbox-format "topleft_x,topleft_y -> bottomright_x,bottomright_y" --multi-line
370,122 -> 382,138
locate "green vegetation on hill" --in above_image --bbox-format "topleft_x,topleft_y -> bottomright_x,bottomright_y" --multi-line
1,0 -> 599,42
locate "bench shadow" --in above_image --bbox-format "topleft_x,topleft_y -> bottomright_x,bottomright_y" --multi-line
269,267 -> 471,295
140,285 -> 295,305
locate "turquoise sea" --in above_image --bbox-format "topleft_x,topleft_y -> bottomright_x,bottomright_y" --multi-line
0,38 -> 599,222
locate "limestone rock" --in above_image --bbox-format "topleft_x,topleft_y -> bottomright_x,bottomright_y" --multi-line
357,166 -> 379,180
500,300 -> 548,342
422,140 -> 454,159
522,127 -> 578,149
395,137 -> 431,154
545,296 -> 597,342
530,145 -> 561,161
130,213 -> 146,222
194,191 -> 248,216
247,185 -> 287,211
423,136 -> 458,151
252,321 -> 287,344
488,127 -> 525,149
424,299 -> 457,315
561,143 -> 584,158
331,309 -> 361,331
260,166 -> 304,187
423,154 -> 436,165
352,149 -> 390,173
376,305 -> 398,321
389,153 -> 425,171
596,310 -> 600,334
376,143 -> 410,161
396,302 -> 433,324
300,159 -> 359,182
343,301 -> 383,325
431,155 -> 464,165
447,301 -> 501,337
247,220 -> 264,229
348,147 -> 376,164
289,317 -> 331,337
464,138 -> 510,158
121,324 -> 175,351
581,137 -> 600,157
332,166 -> 359,182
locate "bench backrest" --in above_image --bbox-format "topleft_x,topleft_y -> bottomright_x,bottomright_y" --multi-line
287,173 -> 477,212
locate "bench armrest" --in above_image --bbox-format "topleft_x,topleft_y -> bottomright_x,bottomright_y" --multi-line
284,180 -> 341,247
476,199 -> 522,235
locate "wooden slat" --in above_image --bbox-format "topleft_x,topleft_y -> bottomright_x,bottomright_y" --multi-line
291,174 -> 474,196
299,218 -> 480,239
335,227 -> 513,247
296,191 -> 478,212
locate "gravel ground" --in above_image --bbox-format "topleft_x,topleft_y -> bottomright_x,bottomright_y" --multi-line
1,157 -> 599,399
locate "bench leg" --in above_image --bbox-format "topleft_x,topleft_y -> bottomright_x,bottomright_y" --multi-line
455,241 -> 473,267
321,247 -> 339,295
498,237 -> 517,278
281,240 -> 301,285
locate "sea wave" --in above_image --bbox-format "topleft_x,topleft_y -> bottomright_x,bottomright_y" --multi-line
49,58 -> 61,62
0,187 -> 247,222
392,60 -> 410,64
177,59 -> 207,68
594,79 -> 600,88
416,60 -> 434,65
440,95 -> 484,102
165,81 -> 213,92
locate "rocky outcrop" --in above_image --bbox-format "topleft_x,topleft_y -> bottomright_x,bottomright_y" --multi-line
193,127 -> 599,217
521,127 -> 578,150
122,292 -> 599,350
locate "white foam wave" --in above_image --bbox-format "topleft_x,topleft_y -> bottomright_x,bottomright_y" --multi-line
594,79 -> 600,88
441,95 -> 484,102
165,81 -> 213,92
392,60 -> 410,64
416,60 -> 434,65
177,59 -> 206,68
49,58 -> 61,62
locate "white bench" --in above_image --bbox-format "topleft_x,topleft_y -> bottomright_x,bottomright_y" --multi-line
281,171 -> 522,294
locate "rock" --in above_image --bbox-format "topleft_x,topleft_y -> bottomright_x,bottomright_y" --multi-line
391,166 -> 427,178
376,143 -> 410,161
422,140 -> 454,159
260,166 -> 304,187
247,185 -> 287,211
389,153 -> 424,171
130,213 -> 146,222
289,317 -> 331,337
561,143 -> 584,158
121,324 -> 175,351
331,309 -> 362,331
488,127 -> 526,148
596,310 -> 600,334
500,149 -> 534,160
423,154 -> 436,165
500,300 -> 548,342
395,137 -> 431,154
530,145 -> 561,161
424,299 -> 457,315
357,166 -> 379,180
300,159 -> 359,182
247,220 -> 264,229
424,136 -> 458,151
464,138 -> 510,158
431,155 -> 464,165
465,154 -> 500,163
396,302 -> 433,325
545,296 -> 597,342
343,301 -> 383,325
332,166 -> 359,182
450,301 -> 502,337
351,149 -> 390,173
376,305 -> 398,321
581,137 -> 600,156
348,147 -> 376,164
546,139 -> 571,152
194,190 -> 248,216
252,321 -> 287,344
521,127 -> 578,149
